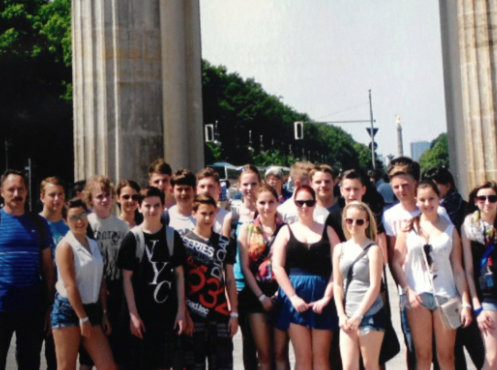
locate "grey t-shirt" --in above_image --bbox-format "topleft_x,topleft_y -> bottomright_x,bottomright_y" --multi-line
339,241 -> 383,317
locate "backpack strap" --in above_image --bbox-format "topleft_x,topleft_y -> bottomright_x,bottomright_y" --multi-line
165,226 -> 175,257
130,225 -> 146,262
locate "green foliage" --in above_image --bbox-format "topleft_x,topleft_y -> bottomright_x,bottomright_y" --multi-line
202,60 -> 373,171
0,0 -> 73,182
419,133 -> 449,173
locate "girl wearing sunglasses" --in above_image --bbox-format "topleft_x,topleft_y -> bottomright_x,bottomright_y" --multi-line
272,185 -> 340,369
117,180 -> 141,228
462,181 -> 497,369
333,201 -> 385,369
392,180 -> 471,370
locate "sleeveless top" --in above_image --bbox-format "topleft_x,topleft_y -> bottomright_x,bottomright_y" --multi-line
462,212 -> 497,301
404,223 -> 457,298
55,231 -> 104,304
339,241 -> 383,317
245,217 -> 284,283
285,225 -> 331,276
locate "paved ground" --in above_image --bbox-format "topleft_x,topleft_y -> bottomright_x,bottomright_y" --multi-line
5,270 -> 477,369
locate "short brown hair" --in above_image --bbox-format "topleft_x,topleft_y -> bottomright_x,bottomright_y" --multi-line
82,175 -> 115,206
310,164 -> 337,181
148,158 -> 172,176
171,169 -> 196,188
139,186 -> 164,205
192,193 -> 217,211
196,168 -> 220,184
40,176 -> 66,195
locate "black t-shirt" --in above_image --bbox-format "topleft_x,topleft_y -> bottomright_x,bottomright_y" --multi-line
181,231 -> 236,321
118,226 -> 186,328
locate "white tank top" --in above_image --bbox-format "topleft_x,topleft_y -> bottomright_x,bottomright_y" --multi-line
55,231 -> 103,304
404,224 -> 457,298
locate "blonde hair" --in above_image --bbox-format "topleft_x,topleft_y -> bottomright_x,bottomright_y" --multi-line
82,175 -> 116,206
342,201 -> 377,241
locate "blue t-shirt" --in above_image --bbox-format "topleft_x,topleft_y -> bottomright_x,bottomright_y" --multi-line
45,218 -> 69,258
0,209 -> 53,312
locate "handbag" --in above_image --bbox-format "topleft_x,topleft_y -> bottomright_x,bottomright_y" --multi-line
379,267 -> 401,364
420,241 -> 462,329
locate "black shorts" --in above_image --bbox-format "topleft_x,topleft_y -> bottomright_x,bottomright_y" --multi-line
182,318 -> 233,370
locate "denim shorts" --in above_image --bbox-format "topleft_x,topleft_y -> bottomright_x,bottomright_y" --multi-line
418,292 -> 450,311
358,307 -> 386,336
482,300 -> 497,312
51,294 -> 102,329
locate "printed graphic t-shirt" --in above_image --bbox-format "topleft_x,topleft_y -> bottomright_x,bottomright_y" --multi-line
181,231 -> 236,321
118,226 -> 186,328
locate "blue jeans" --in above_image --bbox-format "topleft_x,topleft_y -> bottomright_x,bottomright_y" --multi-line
0,311 -> 43,370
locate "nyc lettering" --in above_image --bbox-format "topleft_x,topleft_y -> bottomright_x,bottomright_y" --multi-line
145,239 -> 172,304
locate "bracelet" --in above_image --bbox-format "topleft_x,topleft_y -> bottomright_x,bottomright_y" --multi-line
79,316 -> 89,324
258,294 -> 267,302
474,307 -> 483,316
230,312 -> 239,318
462,302 -> 472,309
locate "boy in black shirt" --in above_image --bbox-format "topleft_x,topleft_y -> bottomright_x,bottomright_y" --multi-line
182,194 -> 238,370
118,186 -> 186,369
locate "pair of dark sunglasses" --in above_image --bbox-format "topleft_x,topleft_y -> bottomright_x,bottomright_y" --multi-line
345,218 -> 366,226
122,194 -> 139,201
423,243 -> 433,266
476,195 -> 497,203
295,199 -> 316,207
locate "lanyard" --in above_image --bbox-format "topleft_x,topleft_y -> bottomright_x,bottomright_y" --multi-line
480,243 -> 495,273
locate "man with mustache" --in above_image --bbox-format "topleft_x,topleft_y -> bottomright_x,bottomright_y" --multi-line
0,169 -> 55,369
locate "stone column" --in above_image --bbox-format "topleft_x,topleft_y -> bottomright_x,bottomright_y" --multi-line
455,0 -> 497,190
160,0 -> 204,173
72,0 -> 204,183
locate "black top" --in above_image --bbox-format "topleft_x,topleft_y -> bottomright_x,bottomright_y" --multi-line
285,225 -> 332,276
118,226 -> 186,328
471,238 -> 497,302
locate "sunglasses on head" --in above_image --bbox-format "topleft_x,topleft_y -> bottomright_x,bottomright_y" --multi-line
295,199 -> 316,207
122,194 -> 139,201
423,243 -> 433,266
345,218 -> 366,226
476,195 -> 497,203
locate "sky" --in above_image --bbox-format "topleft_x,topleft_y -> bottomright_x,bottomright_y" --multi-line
199,0 -> 447,161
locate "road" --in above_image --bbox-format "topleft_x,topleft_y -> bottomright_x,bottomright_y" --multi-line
5,271 -> 477,369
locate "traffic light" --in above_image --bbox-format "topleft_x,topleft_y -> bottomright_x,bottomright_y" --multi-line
294,121 -> 304,140
204,124 -> 214,142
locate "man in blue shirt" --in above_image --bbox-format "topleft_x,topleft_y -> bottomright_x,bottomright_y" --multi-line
0,170 -> 54,369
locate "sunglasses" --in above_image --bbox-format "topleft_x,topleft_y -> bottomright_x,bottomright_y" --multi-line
295,199 -> 316,207
121,194 -> 139,201
345,218 -> 366,226
68,212 -> 88,223
423,243 -> 433,266
476,195 -> 497,203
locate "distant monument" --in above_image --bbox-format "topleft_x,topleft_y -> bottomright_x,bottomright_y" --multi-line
72,0 -> 204,183
440,1 -> 497,193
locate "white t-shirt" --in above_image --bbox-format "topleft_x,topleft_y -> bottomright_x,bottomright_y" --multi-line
278,198 -> 299,224
382,203 -> 452,237
168,205 -> 196,236
313,206 -> 329,224
215,208 -> 229,234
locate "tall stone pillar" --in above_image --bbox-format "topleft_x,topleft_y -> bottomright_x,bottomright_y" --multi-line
454,0 -> 497,190
72,0 -> 204,183
160,1 -> 204,173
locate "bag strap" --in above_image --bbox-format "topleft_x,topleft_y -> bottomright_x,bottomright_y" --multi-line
165,226 -> 175,257
344,242 -> 375,297
130,226 -> 145,262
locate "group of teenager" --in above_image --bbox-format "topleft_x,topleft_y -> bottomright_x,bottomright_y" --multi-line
1,155 -> 497,370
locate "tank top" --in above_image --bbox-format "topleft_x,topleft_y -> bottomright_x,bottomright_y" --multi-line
55,231 -> 104,304
404,223 -> 457,298
339,241 -> 383,317
285,225 -> 331,276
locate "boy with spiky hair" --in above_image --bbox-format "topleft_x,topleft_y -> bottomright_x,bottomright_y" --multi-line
181,194 -> 238,369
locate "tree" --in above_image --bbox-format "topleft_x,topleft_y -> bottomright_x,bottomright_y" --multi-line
419,133 -> 449,173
